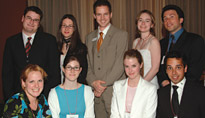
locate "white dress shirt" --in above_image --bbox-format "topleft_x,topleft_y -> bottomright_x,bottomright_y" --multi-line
170,77 -> 186,104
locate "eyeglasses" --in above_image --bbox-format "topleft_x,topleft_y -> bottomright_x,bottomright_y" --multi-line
65,66 -> 80,71
61,25 -> 74,29
25,16 -> 40,23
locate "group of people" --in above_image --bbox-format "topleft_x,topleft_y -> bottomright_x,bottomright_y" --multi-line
2,0 -> 205,118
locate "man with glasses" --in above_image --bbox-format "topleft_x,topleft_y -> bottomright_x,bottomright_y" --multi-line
2,6 -> 61,101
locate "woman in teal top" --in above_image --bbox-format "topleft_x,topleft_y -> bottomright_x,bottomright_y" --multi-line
48,55 -> 95,118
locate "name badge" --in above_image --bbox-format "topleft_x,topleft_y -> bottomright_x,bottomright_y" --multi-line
67,114 -> 79,118
161,55 -> 166,64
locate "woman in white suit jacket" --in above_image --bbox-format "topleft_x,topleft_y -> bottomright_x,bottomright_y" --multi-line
111,49 -> 157,118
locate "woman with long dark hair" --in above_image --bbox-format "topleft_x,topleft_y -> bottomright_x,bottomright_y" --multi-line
57,14 -> 88,84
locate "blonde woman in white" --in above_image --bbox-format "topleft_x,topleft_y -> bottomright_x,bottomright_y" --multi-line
111,49 -> 157,118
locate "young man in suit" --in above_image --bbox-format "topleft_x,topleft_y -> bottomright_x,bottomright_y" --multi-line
157,5 -> 205,87
156,51 -> 205,118
85,0 -> 128,117
2,6 -> 61,101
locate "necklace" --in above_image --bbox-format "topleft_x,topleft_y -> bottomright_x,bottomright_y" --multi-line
63,84 -> 78,115
141,33 -> 151,41
139,33 -> 152,49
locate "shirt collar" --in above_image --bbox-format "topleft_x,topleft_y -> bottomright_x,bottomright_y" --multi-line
98,23 -> 111,39
22,32 -> 36,44
169,28 -> 184,43
171,77 -> 186,90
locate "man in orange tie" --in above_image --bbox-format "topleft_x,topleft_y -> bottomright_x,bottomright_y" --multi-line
85,0 -> 128,117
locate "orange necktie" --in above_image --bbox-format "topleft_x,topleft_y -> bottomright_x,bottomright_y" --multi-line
97,32 -> 103,52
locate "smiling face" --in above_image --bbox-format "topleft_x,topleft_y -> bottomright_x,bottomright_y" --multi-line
63,60 -> 82,82
163,10 -> 183,34
22,71 -> 44,99
22,11 -> 40,36
137,13 -> 153,33
124,57 -> 143,80
61,18 -> 74,39
94,5 -> 112,31
166,58 -> 187,84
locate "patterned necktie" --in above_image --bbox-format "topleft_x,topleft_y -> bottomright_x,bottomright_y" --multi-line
25,37 -> 32,57
169,35 -> 175,51
172,85 -> 179,116
97,32 -> 103,52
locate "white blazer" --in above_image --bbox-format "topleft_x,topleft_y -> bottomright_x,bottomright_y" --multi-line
48,84 -> 95,118
110,77 -> 157,118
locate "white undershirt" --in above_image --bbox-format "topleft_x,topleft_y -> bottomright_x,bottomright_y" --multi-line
170,77 -> 186,104
22,32 -> 36,47
97,23 -> 111,40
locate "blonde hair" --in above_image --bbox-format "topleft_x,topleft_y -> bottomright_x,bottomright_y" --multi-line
20,64 -> 47,89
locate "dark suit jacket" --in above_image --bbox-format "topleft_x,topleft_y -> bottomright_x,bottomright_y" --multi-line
157,30 -> 205,86
156,80 -> 205,118
2,31 -> 61,101
66,43 -> 88,84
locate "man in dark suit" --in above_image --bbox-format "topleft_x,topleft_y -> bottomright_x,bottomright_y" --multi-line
157,5 -> 205,87
85,0 -> 128,117
157,51 -> 205,118
2,6 -> 61,101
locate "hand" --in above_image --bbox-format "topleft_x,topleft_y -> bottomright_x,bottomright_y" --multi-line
92,80 -> 107,93
94,90 -> 103,97
161,80 -> 170,87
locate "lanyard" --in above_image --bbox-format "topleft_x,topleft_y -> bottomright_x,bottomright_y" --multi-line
64,85 -> 78,115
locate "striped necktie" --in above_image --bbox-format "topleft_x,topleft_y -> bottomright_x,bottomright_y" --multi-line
25,37 -> 32,57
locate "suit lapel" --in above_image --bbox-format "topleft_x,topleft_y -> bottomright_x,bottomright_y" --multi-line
170,30 -> 187,52
130,77 -> 143,115
16,33 -> 28,62
164,85 -> 174,117
118,79 -> 128,116
162,36 -> 169,55
178,80 -> 190,117
99,25 -> 114,52
91,30 -> 98,54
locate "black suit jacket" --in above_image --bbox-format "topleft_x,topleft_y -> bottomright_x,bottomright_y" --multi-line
156,80 -> 205,118
157,30 -> 205,86
66,43 -> 88,84
2,31 -> 61,101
